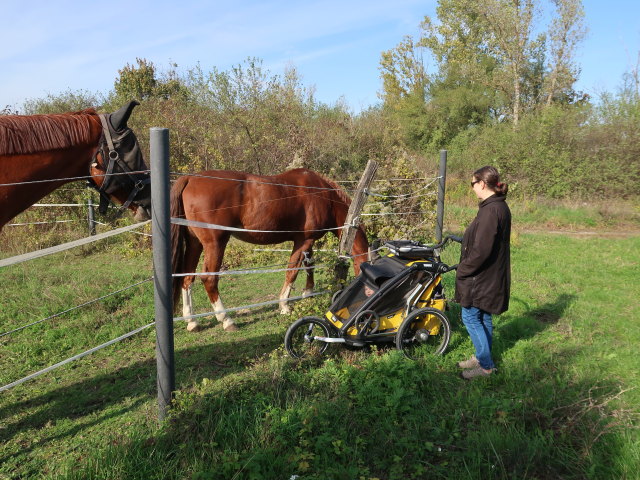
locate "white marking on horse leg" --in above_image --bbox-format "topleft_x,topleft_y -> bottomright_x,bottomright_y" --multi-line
182,285 -> 194,317
302,288 -> 313,297
212,298 -> 238,332
183,286 -> 201,332
279,284 -> 293,315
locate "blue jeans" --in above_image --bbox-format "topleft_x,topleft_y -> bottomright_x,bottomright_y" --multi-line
461,306 -> 495,370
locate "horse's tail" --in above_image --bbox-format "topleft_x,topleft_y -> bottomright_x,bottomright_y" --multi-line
170,176 -> 190,310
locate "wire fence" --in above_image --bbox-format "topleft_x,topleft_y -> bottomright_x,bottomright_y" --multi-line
0,277 -> 153,338
0,166 -> 442,395
0,166 -> 156,390
0,221 -> 150,268
0,289 -> 327,394
4,199 -> 115,237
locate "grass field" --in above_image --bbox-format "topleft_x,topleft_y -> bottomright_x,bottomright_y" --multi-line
1,223 -> 639,479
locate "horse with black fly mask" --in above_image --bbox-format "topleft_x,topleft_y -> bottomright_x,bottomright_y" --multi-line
0,101 -> 151,230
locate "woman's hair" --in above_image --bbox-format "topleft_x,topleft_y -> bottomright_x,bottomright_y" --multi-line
473,165 -> 508,196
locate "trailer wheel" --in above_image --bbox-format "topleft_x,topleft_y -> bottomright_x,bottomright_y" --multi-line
396,308 -> 451,359
284,316 -> 335,359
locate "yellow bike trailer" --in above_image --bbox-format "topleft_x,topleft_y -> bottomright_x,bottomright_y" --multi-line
284,235 -> 461,359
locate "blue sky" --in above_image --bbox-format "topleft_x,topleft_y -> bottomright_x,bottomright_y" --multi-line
2,0 -> 639,113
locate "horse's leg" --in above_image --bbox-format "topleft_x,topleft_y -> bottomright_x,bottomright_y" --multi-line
200,233 -> 238,332
182,283 -> 195,330
279,239 -> 315,314
182,235 -> 203,332
302,245 -> 315,297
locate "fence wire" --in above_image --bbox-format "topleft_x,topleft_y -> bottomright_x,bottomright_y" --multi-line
0,290 -> 328,393
0,221 -> 150,268
0,277 -> 153,339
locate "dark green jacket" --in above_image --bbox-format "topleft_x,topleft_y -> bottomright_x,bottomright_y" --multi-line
454,195 -> 511,314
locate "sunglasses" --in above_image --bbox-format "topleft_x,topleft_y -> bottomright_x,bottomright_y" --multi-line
470,180 -> 481,187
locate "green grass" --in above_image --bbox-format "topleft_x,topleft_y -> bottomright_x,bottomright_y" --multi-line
1,232 -> 639,479
444,178 -> 640,232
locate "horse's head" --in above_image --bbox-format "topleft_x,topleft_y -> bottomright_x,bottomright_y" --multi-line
351,223 -> 369,275
88,101 -> 151,221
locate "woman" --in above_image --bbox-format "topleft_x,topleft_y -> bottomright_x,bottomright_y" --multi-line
455,166 -> 511,380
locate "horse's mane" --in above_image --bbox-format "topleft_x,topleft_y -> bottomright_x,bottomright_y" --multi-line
317,172 -> 351,207
0,108 -> 97,156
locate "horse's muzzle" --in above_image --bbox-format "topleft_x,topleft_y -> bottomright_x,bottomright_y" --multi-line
134,205 -> 151,222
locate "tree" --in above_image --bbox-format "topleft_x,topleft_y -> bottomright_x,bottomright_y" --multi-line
422,0 -> 543,125
420,0 -> 504,137
473,0 -> 538,125
112,58 -> 188,104
113,58 -> 157,101
378,1 -> 502,149
420,0 -> 498,92
379,35 -> 429,109
379,36 -> 432,150
544,0 -> 587,105
380,0 -> 587,132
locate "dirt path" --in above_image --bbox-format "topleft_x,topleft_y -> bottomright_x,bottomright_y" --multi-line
517,228 -> 640,238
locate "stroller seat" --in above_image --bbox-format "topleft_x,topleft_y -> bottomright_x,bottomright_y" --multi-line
358,256 -> 432,318
359,256 -> 406,288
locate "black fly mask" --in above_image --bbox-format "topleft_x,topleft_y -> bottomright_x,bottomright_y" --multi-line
88,101 -> 151,217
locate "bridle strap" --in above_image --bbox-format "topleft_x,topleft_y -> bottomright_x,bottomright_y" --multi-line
98,114 -> 116,152
120,180 -> 148,211
97,115 -> 119,195
97,190 -> 111,215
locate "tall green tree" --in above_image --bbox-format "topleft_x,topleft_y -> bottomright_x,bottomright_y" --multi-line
379,35 -> 429,109
544,0 -> 587,105
422,0 -> 547,125
379,35 -> 432,149
420,0 -> 504,139
380,0 -> 586,136
473,0 -> 538,125
420,0 -> 498,94
379,0 -> 500,149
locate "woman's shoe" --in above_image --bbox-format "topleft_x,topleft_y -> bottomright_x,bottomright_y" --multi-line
457,355 -> 479,369
460,366 -> 494,380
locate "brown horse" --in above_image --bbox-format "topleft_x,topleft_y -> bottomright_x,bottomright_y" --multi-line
170,168 -> 369,332
0,101 -> 151,231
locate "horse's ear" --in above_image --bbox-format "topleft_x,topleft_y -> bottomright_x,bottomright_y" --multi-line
109,100 -> 140,131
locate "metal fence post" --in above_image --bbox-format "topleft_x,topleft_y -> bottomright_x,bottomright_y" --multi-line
150,128 -> 175,422
435,150 -> 447,243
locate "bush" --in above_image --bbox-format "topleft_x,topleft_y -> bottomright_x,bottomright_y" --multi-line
446,102 -> 640,200
14,58 -> 640,201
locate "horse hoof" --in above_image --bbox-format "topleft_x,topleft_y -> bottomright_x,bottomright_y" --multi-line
187,322 -> 201,332
223,323 -> 239,332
